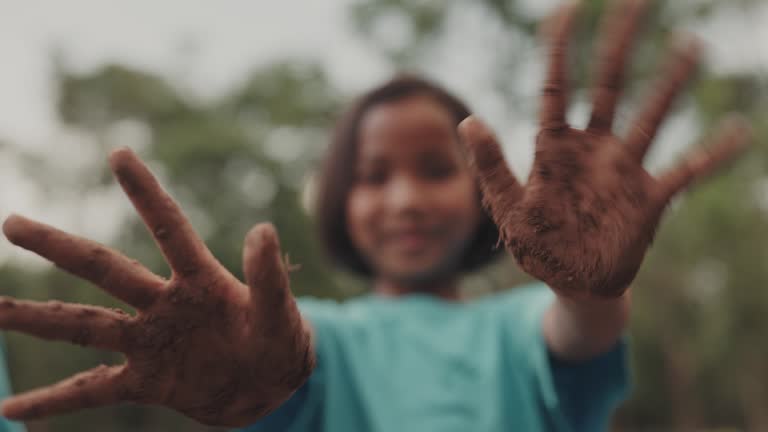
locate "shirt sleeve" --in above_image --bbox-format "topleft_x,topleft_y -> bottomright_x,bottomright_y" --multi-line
494,284 -> 631,432
238,298 -> 339,432
549,339 -> 630,432
0,336 -> 27,432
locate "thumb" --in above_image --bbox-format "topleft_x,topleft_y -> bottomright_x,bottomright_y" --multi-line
458,116 -> 524,224
243,223 -> 291,308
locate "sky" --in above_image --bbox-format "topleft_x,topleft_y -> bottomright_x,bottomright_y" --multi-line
0,0 -> 765,264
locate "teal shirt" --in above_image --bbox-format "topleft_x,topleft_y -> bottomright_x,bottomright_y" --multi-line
244,284 -> 630,431
0,337 -> 25,432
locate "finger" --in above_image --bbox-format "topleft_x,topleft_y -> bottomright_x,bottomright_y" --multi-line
2,215 -> 164,309
656,117 -> 752,203
1,365 -> 126,420
626,36 -> 702,162
0,297 -> 131,352
459,117 -> 523,226
243,223 -> 291,310
587,0 -> 649,132
539,1 -> 580,131
109,148 -> 218,279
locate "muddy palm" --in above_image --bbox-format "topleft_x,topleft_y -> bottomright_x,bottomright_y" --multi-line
1,149 -> 313,427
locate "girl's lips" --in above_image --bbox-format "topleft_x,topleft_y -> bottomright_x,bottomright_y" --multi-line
385,228 -> 437,252
391,232 -> 430,251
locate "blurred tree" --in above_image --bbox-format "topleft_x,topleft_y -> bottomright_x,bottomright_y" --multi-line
3,61 -> 350,431
349,0 -> 768,430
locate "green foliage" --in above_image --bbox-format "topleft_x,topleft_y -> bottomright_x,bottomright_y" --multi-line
351,0 -> 768,430
3,60 -> 350,431
57,65 -> 189,127
52,61 -> 345,301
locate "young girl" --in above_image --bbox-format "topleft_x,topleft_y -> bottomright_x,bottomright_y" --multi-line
0,1 -> 750,431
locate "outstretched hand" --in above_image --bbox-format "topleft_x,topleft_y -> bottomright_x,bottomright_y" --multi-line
460,0 -> 752,299
1,149 -> 313,426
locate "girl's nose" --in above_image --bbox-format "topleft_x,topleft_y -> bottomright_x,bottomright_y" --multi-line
386,174 -> 428,214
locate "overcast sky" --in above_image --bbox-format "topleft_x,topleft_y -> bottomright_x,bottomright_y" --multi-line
1,0 -> 765,264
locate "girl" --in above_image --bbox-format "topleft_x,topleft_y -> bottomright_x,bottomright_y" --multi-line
0,1 -> 751,431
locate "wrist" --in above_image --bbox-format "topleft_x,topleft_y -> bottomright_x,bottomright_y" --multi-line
544,287 -> 631,361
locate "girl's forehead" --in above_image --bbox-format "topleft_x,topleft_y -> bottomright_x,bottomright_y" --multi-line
357,96 -> 459,158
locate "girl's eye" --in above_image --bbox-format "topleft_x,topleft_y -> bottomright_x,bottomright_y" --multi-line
356,169 -> 388,185
421,159 -> 457,180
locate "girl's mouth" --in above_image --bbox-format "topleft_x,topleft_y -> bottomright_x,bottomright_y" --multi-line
391,232 -> 430,251
384,226 -> 440,253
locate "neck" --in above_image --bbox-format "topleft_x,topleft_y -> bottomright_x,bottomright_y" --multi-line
373,276 -> 462,301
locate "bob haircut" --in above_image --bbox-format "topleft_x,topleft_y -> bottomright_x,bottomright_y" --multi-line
314,74 -> 503,277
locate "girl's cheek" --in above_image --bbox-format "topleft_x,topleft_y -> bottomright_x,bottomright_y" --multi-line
347,187 -> 381,242
439,175 -> 480,214
440,177 -> 483,242
349,187 -> 377,217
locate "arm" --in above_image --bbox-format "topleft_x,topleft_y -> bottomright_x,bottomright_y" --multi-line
459,0 -> 752,360
544,291 -> 630,361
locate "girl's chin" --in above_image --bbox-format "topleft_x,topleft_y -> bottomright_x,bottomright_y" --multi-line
384,262 -> 456,286
371,245 -> 465,285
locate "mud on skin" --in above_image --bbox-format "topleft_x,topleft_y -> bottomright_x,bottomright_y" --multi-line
0,148 -> 315,427
458,0 -> 752,299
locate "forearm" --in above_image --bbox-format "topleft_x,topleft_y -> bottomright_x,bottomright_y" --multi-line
543,289 -> 631,362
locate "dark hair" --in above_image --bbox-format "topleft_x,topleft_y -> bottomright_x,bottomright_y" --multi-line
314,74 -> 502,277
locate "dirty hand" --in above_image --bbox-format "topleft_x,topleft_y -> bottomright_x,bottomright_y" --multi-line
459,0 -> 752,299
1,148 -> 313,426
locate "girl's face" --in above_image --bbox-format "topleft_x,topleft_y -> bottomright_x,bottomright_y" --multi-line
346,95 -> 482,285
